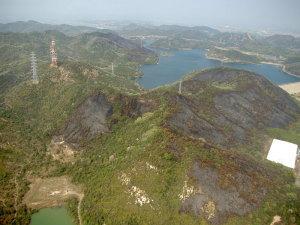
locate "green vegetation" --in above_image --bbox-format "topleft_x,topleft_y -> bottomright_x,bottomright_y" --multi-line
268,120 -> 300,146
285,62 -> 300,76
0,23 -> 299,225
207,47 -> 262,64
64,99 -> 299,224
0,27 -> 155,224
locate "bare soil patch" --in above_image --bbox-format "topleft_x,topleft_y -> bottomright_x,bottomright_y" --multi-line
280,82 -> 300,94
23,176 -> 83,209
48,136 -> 76,163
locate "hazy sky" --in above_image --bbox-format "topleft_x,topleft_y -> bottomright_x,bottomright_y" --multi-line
1,0 -> 300,32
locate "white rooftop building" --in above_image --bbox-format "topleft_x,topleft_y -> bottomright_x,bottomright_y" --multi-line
267,139 -> 298,169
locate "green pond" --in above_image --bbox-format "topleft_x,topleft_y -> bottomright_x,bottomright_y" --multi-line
30,207 -> 75,225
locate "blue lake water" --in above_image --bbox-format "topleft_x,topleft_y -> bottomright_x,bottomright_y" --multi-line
139,49 -> 300,89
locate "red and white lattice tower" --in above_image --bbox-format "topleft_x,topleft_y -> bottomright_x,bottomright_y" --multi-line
50,39 -> 58,67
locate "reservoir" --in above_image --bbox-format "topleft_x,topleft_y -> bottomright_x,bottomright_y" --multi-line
30,207 -> 75,225
139,49 -> 300,89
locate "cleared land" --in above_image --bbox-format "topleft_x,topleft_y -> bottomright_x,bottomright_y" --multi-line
280,82 -> 300,94
23,176 -> 83,209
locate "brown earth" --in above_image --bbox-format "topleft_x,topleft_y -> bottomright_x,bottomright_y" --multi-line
23,176 -> 83,209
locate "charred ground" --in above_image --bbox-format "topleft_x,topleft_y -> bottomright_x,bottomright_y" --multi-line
0,23 -> 299,225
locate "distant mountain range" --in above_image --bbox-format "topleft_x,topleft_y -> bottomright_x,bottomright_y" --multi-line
119,23 -> 300,76
0,20 -> 106,36
2,21 -> 299,51
120,23 -> 300,49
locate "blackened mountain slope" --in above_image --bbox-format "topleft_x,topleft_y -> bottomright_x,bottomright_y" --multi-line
167,68 -> 300,148
61,94 -> 113,145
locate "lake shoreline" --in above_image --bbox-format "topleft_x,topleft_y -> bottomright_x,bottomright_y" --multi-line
205,51 -> 300,78
138,48 -> 300,89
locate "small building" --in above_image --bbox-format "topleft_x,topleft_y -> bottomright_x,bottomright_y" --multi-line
267,139 -> 298,169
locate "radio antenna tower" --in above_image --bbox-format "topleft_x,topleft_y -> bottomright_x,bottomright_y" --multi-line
31,52 -> 38,84
50,39 -> 58,67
